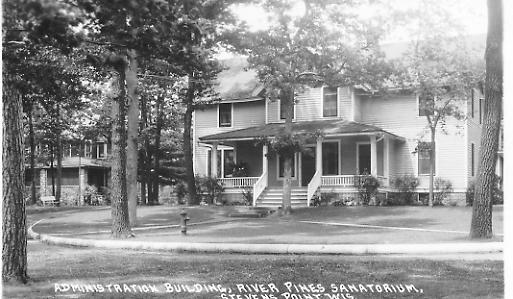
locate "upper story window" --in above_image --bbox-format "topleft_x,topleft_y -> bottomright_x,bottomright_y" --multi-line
418,94 -> 434,117
279,99 -> 295,120
323,87 -> 338,117
218,103 -> 232,127
418,141 -> 435,175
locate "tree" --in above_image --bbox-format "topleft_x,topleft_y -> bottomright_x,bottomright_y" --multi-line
390,0 -> 484,207
167,0 -> 240,205
3,0 -> 81,283
398,37 -> 482,206
242,0 -> 392,213
470,0 -> 503,238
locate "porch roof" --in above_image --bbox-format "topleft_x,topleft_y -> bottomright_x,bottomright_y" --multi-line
200,119 -> 404,143
33,157 -> 110,169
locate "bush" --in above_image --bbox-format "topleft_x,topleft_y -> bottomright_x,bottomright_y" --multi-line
391,175 -> 419,205
241,186 -> 253,206
433,178 -> 453,206
174,182 -> 188,205
195,175 -> 224,204
355,174 -> 380,205
466,175 -> 503,206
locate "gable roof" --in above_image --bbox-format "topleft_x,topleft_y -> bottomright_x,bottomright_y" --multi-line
199,119 -> 403,142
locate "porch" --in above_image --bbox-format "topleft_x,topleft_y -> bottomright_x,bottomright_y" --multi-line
199,119 -> 403,207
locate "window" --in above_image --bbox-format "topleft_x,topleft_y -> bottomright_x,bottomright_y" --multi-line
322,142 -> 339,175
279,99 -> 295,120
471,143 -> 475,176
207,148 -> 235,178
97,142 -> 107,159
418,95 -> 434,116
323,87 -> 338,117
418,142 -> 435,175
479,98 -> 483,124
278,154 -> 296,178
218,103 -> 232,127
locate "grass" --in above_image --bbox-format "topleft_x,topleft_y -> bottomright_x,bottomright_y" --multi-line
2,242 -> 503,299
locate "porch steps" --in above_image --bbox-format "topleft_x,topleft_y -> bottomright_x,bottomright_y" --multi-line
256,187 -> 308,208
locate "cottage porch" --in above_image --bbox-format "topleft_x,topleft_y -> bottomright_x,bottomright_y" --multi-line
199,119 -> 403,207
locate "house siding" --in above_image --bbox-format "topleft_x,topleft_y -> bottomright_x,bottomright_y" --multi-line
194,100 -> 266,176
360,95 -> 468,190
266,87 -> 352,123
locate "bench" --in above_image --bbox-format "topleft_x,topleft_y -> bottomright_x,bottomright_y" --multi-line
40,196 -> 57,207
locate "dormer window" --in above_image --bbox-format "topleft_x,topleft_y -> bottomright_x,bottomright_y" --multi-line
218,103 -> 232,127
323,87 -> 338,117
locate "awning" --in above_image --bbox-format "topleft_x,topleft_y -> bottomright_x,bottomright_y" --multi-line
199,119 -> 404,143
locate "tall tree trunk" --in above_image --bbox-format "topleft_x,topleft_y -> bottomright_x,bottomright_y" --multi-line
140,96 -> 148,205
428,127 -> 435,207
183,76 -> 197,205
111,69 -> 132,238
55,128 -> 62,206
27,103 -> 37,205
126,50 -> 139,226
152,95 -> 164,204
470,0 -> 502,239
2,81 -> 28,283
281,87 -> 294,215
50,144 -> 55,196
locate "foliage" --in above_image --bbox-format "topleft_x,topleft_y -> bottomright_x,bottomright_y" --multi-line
355,173 -> 380,205
433,178 -> 453,206
232,162 -> 249,177
195,175 -> 225,205
391,175 -> 419,205
174,182 -> 188,205
241,186 -> 253,206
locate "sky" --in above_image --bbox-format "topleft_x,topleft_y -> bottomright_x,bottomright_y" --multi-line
232,0 -> 488,43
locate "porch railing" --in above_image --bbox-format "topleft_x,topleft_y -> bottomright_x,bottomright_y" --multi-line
252,170 -> 267,206
307,170 -> 322,207
321,175 -> 355,186
321,175 -> 389,187
217,177 -> 259,188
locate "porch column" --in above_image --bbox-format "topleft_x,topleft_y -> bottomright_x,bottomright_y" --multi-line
384,135 -> 390,186
79,168 -> 87,205
370,135 -> 377,177
40,169 -> 47,197
262,144 -> 268,174
316,138 -> 322,174
211,142 -> 218,178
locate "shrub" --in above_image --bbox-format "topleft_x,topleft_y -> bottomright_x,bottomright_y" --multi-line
195,175 -> 225,204
232,162 -> 249,177
433,178 -> 453,206
355,174 -> 380,205
174,182 -> 188,205
391,175 -> 419,204
241,186 -> 253,206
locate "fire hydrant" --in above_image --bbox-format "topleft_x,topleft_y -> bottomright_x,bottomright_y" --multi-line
180,209 -> 190,235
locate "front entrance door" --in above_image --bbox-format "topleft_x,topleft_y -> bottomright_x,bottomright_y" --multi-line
358,144 -> 371,175
301,147 -> 316,186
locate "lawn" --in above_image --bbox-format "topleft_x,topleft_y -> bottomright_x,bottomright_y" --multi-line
38,205 -> 502,244
2,242 -> 503,299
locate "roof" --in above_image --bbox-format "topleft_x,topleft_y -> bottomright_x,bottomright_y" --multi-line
215,57 -> 263,101
199,119 -> 403,142
36,157 -> 110,169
